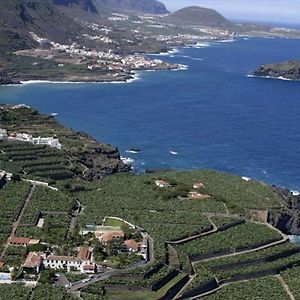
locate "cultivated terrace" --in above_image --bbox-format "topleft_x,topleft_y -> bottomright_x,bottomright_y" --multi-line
0,105 -> 300,300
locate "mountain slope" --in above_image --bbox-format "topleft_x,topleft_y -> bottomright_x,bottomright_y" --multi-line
52,0 -> 98,13
164,6 -> 233,28
95,0 -> 168,14
0,0 -> 89,51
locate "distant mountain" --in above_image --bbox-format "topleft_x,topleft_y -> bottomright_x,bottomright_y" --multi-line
163,6 -> 233,28
95,0 -> 169,14
52,0 -> 98,13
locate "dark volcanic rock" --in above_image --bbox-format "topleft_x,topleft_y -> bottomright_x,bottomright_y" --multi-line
268,186 -> 300,235
253,61 -> 300,80
0,70 -> 20,85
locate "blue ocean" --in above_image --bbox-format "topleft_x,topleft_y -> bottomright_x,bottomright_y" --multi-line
1,37 -> 300,190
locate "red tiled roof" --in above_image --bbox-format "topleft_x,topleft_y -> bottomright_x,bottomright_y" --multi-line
23,252 -> 42,268
77,247 -> 91,261
47,255 -> 79,262
100,230 -> 125,243
8,236 -> 30,245
124,239 -> 139,251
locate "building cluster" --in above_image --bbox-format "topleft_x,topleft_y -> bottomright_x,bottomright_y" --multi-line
0,129 -> 62,150
155,179 -> 211,200
23,246 -> 96,275
81,219 -> 149,261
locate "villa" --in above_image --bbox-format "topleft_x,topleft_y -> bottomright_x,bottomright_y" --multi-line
124,236 -> 148,260
44,247 -> 95,273
96,230 -> 125,244
8,132 -> 62,150
23,252 -> 43,275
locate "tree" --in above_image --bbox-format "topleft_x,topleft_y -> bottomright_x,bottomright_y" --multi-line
107,238 -> 126,256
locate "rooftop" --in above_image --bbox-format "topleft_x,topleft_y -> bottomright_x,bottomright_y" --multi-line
8,236 -> 31,245
23,252 -> 42,268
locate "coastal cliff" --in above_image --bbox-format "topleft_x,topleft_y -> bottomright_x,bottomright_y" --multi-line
269,186 -> 300,235
0,105 -> 130,181
253,61 -> 300,80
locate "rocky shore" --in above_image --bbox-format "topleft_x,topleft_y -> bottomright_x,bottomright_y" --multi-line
269,186 -> 300,235
253,60 -> 300,81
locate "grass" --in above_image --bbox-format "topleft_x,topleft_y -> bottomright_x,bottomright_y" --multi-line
104,218 -> 124,227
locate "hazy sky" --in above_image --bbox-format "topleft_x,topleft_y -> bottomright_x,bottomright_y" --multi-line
162,0 -> 300,24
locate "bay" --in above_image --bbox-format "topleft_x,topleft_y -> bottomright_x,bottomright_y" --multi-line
1,37 -> 300,190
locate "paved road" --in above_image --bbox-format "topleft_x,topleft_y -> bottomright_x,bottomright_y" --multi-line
57,274 -> 71,287
69,269 -> 117,292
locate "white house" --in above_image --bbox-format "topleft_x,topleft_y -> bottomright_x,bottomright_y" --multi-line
32,137 -> 62,150
8,133 -> 62,150
44,247 -> 95,273
0,129 -> 8,140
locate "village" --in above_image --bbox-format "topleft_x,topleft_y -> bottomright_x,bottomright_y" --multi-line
0,211 -> 151,288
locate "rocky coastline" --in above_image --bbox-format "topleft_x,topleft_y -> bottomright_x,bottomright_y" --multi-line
253,60 -> 300,81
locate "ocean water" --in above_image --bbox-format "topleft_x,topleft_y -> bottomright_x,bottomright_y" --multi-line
1,37 -> 300,190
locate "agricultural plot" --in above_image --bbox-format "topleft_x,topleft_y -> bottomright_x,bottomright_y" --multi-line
14,186 -> 74,245
184,242 -> 300,295
281,265 -> 300,300
2,246 -> 27,268
210,216 -> 243,228
202,277 -> 290,300
0,181 -> 31,250
0,284 -> 30,300
33,284 -> 76,300
20,186 -> 75,225
72,171 -> 282,262
175,222 -> 282,269
0,140 -> 72,181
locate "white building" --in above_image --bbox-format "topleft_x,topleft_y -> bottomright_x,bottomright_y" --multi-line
8,133 -> 62,150
44,247 -> 95,273
0,129 -> 8,140
32,137 -> 62,150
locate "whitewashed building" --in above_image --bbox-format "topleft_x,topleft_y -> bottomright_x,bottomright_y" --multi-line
0,129 -> 8,140
44,247 -> 95,273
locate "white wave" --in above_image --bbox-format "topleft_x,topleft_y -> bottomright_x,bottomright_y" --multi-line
19,74 -> 141,85
126,150 -> 140,154
185,42 -> 211,49
291,190 -> 300,196
177,55 -> 203,61
169,151 -> 178,155
247,74 -> 295,82
120,156 -> 134,165
172,64 -> 188,71
217,39 -> 235,43
50,113 -> 58,116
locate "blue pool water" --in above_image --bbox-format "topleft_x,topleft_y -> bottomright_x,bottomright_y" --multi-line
1,37 -> 300,190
